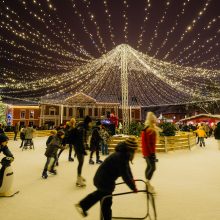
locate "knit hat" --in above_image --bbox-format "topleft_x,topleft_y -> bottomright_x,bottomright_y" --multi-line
125,136 -> 138,149
0,134 -> 9,143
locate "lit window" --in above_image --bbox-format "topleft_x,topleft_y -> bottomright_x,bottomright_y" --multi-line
30,110 -> 34,118
20,111 -> 26,119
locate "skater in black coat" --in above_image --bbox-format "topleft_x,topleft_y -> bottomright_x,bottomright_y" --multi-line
73,116 -> 92,187
75,136 -> 138,220
89,121 -> 103,165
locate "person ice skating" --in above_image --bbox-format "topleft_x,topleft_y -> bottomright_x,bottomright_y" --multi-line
89,121 -> 103,164
214,122 -> 220,150
46,130 -> 57,146
0,134 -> 14,158
57,118 -> 76,165
23,125 -> 35,149
19,126 -> 25,148
195,126 -> 207,147
74,116 -> 92,187
42,130 -> 65,179
141,112 -> 160,194
75,136 -> 138,220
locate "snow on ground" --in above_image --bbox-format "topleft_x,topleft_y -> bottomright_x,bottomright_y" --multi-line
0,136 -> 220,220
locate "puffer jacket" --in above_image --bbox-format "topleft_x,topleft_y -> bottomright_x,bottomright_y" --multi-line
94,142 -> 136,193
196,128 -> 207,138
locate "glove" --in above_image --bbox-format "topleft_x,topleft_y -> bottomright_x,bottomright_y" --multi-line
133,187 -> 138,193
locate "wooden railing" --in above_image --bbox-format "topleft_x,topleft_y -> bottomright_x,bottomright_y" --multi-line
5,130 -> 196,153
5,130 -> 52,140
107,132 -> 197,153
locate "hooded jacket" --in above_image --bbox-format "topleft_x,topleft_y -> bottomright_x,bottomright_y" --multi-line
93,142 -> 136,193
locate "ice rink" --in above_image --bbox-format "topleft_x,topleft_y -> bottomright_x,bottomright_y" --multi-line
0,136 -> 220,220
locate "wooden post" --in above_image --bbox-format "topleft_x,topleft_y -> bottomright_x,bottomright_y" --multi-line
188,134 -> 191,150
60,105 -> 64,125
164,136 -> 168,153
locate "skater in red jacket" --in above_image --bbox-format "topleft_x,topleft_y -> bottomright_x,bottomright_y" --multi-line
141,112 -> 160,194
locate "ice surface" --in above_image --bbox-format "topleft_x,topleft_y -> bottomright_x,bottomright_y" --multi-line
0,137 -> 220,220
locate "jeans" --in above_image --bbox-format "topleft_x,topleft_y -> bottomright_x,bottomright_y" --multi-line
101,143 -> 109,155
43,156 -> 56,172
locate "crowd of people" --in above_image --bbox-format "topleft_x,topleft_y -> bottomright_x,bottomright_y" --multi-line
1,114 -> 220,219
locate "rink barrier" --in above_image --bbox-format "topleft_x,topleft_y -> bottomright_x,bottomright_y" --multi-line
5,130 -> 196,153
107,132 -> 196,153
5,130 -> 52,140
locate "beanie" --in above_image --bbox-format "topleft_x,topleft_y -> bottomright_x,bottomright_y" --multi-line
125,136 -> 138,149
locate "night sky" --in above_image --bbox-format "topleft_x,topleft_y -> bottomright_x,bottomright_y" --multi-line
0,0 -> 219,103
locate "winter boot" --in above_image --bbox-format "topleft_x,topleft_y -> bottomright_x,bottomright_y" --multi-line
89,158 -> 95,165
96,159 -> 103,164
76,176 -> 86,187
42,171 -> 48,179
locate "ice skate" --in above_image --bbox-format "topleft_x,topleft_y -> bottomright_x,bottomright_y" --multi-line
81,176 -> 86,182
146,181 -> 156,194
76,176 -> 86,187
48,169 -> 57,175
42,171 -> 48,179
96,159 -> 103,164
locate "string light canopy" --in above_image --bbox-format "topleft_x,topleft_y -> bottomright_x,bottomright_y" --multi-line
0,0 -> 219,106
